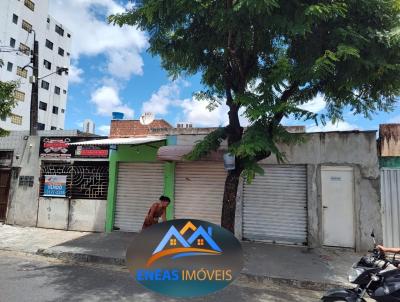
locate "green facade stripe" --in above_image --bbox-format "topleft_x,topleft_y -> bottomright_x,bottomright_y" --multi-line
380,157 -> 400,168
165,135 -> 177,220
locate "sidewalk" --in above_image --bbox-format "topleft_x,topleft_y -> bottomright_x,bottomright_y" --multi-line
0,224 -> 361,290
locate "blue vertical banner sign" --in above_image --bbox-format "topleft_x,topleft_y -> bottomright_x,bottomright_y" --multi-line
44,175 -> 67,197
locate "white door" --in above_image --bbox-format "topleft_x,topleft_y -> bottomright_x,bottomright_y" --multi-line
174,162 -> 226,225
322,166 -> 355,248
114,162 -> 164,232
243,165 -> 308,245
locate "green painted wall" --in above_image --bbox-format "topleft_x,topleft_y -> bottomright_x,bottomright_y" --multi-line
105,139 -> 176,232
380,157 -> 400,168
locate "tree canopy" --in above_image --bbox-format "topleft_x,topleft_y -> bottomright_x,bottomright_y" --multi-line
0,60 -> 19,136
110,0 -> 400,230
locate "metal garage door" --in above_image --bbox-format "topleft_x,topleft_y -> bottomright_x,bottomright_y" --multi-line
243,165 -> 307,245
175,162 -> 226,225
114,162 -> 164,232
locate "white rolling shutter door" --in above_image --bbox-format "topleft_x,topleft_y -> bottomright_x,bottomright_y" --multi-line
175,162 -> 226,225
114,163 -> 164,232
243,165 -> 307,245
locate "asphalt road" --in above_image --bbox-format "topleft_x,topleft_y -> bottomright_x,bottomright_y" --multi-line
0,250 -> 324,302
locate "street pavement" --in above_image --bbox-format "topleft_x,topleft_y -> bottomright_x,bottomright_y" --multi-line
0,250 -> 324,302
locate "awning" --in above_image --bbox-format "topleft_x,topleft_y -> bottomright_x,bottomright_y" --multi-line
68,136 -> 166,146
157,145 -> 225,161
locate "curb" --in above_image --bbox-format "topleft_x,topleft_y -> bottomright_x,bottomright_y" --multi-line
36,249 -> 126,266
36,248 -> 350,291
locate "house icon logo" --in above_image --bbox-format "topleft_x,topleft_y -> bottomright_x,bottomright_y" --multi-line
146,221 -> 222,267
126,219 -> 243,298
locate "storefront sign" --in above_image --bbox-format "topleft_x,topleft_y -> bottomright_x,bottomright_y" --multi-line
126,219 -> 243,298
40,137 -> 109,159
44,175 -> 67,197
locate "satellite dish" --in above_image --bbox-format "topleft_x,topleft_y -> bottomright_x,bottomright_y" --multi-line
140,112 -> 155,126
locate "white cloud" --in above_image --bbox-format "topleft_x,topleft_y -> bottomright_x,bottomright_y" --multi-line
90,86 -> 134,118
141,82 -> 181,115
179,97 -> 229,127
97,125 -> 111,135
68,65 -> 84,84
49,0 -> 148,80
307,120 -> 360,132
389,115 -> 400,123
297,94 -> 326,113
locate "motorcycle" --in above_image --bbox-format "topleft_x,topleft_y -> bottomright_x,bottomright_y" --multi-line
321,231 -> 400,301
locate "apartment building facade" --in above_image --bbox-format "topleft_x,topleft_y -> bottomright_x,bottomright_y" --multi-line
0,0 -> 71,131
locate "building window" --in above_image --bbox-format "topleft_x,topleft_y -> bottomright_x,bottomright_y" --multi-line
7,62 -> 13,72
43,59 -> 51,70
14,90 -> 25,102
39,101 -> 47,111
19,42 -> 30,55
41,80 -> 49,90
58,47 -> 64,56
22,20 -> 32,32
24,0 -> 35,11
55,25 -> 64,36
54,86 -> 60,95
197,239 -> 204,246
12,14 -> 18,24
61,109 -> 65,113
16,66 -> 27,78
66,52 -> 70,57
50,126 -> 57,130
9,38 -> 16,48
45,39 -> 53,50
67,33 -> 71,38
47,17 -> 50,24
52,106 -> 59,114
63,89 -> 67,94
10,114 -> 22,125
37,123 -> 45,130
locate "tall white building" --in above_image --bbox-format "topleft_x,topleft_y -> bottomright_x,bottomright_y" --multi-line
0,0 -> 71,131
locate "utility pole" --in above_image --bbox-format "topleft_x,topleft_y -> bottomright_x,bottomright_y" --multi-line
29,30 -> 38,136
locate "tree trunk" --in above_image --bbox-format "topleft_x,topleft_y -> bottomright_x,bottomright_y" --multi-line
221,168 -> 242,233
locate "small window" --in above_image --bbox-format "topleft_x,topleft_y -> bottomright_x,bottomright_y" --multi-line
16,66 -> 27,78
50,126 -> 57,130
55,24 -> 64,36
43,59 -> 51,70
54,86 -> 60,95
66,52 -> 70,57
61,109 -> 65,113
52,106 -> 59,114
58,47 -> 64,56
39,101 -> 47,111
67,33 -> 71,38
63,89 -> 67,94
9,38 -> 16,48
10,114 -> 22,125
45,39 -> 53,50
12,14 -> 18,24
7,62 -> 13,72
22,20 -> 32,32
24,0 -> 35,11
37,123 -> 45,130
19,43 -> 30,55
41,80 -> 49,90
47,17 -> 50,23
14,90 -> 25,101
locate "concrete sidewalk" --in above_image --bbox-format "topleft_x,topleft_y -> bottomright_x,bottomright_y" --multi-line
0,224 -> 361,290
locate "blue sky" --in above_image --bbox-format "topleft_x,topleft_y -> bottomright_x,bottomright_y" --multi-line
49,0 -> 400,136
